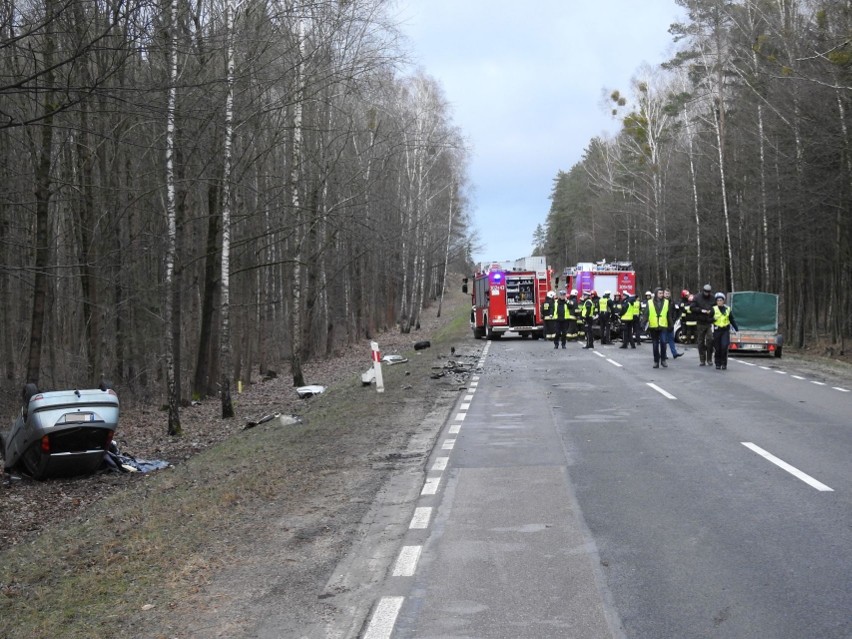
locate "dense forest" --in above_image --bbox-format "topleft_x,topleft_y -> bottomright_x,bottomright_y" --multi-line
0,0 -> 473,431
538,0 -> 852,352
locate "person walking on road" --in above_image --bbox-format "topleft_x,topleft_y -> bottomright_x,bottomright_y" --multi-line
712,292 -> 738,370
551,290 -> 571,349
646,287 -> 673,368
541,290 -> 555,340
663,288 -> 683,359
691,284 -> 716,366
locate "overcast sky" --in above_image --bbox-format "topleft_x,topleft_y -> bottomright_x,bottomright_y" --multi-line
393,1 -> 685,265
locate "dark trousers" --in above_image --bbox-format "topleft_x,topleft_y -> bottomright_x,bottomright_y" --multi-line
621,319 -> 635,347
543,318 -> 554,338
696,323 -> 713,363
600,313 -> 611,343
584,320 -> 594,347
554,319 -> 569,346
650,328 -> 667,362
713,327 -> 731,367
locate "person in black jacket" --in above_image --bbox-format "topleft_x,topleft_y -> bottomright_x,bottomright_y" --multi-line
690,284 -> 716,366
551,290 -> 571,349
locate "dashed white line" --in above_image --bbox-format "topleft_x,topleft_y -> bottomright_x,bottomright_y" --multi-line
774,370 -> 787,375
442,438 -> 456,450
792,375 -> 806,380
454,412 -> 466,421
409,507 -> 432,529
432,457 -> 448,471
741,442 -> 834,492
606,359 -> 623,368
464,394 -> 474,401
421,477 -> 440,495
363,596 -> 404,639
593,351 -> 605,358
460,402 -> 471,410
811,381 -> 827,386
647,383 -> 677,400
448,424 -> 461,434
760,366 -> 771,370
392,546 -> 422,577
832,387 -> 850,393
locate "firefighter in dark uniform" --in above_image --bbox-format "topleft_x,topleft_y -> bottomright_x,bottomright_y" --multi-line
712,292 -> 738,370
691,284 -> 716,366
679,289 -> 696,344
610,291 -> 624,341
598,290 -> 613,344
551,290 -> 571,349
566,288 -> 580,341
541,290 -> 555,340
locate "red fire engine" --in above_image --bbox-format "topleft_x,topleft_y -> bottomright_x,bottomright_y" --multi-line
464,256 -> 552,340
560,260 -> 636,297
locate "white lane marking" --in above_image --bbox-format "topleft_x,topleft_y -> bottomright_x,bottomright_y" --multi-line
449,424 -> 461,434
442,438 -> 456,450
774,370 -> 787,375
832,387 -> 850,393
760,366 -> 771,370
647,383 -> 677,400
410,507 -> 432,529
792,375 -> 806,380
739,361 -> 756,366
460,402 -> 471,410
363,596 -> 404,639
606,359 -> 623,368
392,546 -> 422,577
811,381 -> 827,386
454,412 -> 466,421
432,457 -> 448,471
464,394 -> 474,401
493,413 -> 524,417
741,442 -> 834,492
593,351 -> 605,358
421,477 -> 440,495
472,376 -> 480,381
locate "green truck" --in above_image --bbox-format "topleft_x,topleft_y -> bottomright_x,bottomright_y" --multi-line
727,291 -> 783,358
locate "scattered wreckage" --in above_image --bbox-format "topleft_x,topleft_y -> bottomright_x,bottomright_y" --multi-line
1,384 -> 120,480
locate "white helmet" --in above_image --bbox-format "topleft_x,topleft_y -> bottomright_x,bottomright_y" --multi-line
570,288 -> 578,296
715,292 -> 726,300
604,290 -> 611,296
547,290 -> 556,299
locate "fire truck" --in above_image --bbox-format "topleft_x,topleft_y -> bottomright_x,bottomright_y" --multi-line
560,260 -> 636,297
464,256 -> 552,340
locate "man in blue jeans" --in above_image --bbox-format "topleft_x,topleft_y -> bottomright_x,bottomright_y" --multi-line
663,289 -> 683,359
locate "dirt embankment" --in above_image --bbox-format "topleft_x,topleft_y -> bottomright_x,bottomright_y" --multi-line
0,289 -> 475,639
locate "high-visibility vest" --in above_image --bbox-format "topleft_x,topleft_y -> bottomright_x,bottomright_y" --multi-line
599,297 -> 610,313
551,299 -> 571,320
647,299 -> 670,328
581,299 -> 596,318
713,305 -> 732,328
621,299 -> 638,320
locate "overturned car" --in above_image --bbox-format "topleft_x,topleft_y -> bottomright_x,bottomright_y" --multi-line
0,384 -> 119,480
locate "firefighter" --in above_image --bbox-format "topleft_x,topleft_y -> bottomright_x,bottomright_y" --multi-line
610,291 -> 624,341
567,288 -> 580,341
581,290 -> 597,349
599,290 -> 613,344
647,288 -> 673,368
712,292 -> 738,370
619,290 -> 638,348
541,290 -> 556,340
691,284 -> 716,366
551,289 -> 571,349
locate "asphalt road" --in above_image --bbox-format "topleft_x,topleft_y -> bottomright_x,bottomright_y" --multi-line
360,337 -> 852,638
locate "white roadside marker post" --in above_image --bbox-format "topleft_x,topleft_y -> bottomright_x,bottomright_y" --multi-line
371,341 -> 384,393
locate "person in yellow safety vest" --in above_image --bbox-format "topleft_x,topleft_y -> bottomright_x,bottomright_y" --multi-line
618,290 -> 639,348
541,291 -> 556,339
581,290 -> 598,349
550,289 -> 572,349
712,292 -> 739,370
566,289 -> 580,341
646,287 -> 674,368
598,290 -> 613,344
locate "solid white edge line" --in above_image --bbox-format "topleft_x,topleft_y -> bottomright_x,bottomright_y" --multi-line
606,359 -> 623,368
410,507 -> 432,529
647,382 -> 677,400
363,596 -> 404,639
741,442 -> 834,492
421,476 -> 440,495
392,545 -> 422,577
